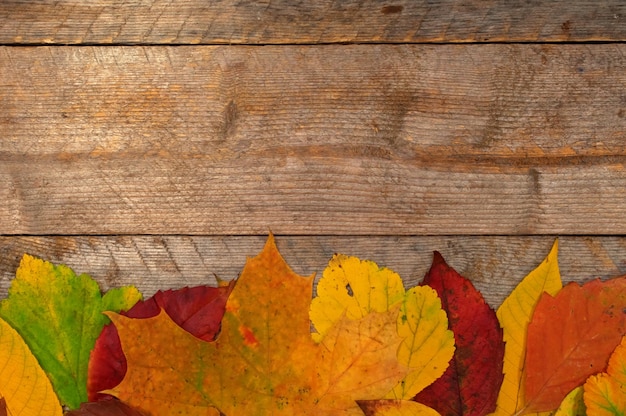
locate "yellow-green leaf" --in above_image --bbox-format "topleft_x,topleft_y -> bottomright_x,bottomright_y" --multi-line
387,286 -> 455,400
584,336 -> 626,415
554,387 -> 586,416
310,254 -> 454,400
0,254 -> 142,409
0,316 -> 62,416
491,239 -> 562,416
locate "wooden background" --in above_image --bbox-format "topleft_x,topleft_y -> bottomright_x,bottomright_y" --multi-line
1,1 -> 625,307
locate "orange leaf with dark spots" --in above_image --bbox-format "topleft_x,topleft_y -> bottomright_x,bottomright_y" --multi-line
523,277 -> 626,413
415,252 -> 504,416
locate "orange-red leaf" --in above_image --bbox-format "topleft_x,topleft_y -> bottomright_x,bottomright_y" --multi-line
87,284 -> 234,401
415,252 -> 504,416
524,277 -> 626,413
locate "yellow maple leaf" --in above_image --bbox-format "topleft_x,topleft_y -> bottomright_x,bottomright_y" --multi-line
105,235 -> 414,415
490,239 -> 562,416
584,335 -> 626,415
0,316 -> 62,416
310,254 -> 455,400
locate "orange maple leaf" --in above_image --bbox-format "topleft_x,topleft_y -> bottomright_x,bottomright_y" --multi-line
104,235 -> 409,415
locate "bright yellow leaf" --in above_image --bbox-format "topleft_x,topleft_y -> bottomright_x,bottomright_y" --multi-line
491,239 -> 562,416
310,254 -> 455,400
584,335 -> 626,415
358,399 -> 442,415
0,316 -> 62,416
310,254 -> 405,341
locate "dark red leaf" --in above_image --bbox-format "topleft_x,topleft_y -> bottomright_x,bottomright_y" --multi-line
0,397 -> 6,416
415,252 -> 504,416
87,282 -> 235,401
65,399 -> 146,415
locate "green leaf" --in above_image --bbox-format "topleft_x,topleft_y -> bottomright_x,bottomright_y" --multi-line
0,254 -> 141,409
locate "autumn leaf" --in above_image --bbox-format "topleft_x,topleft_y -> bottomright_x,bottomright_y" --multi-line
309,253 -> 456,400
415,252 -> 504,416
358,399 -> 442,415
310,254 -> 406,341
65,399 -> 148,416
0,316 -> 63,416
0,397 -> 6,416
554,387 -> 586,416
491,240 -> 562,416
524,277 -> 626,413
105,235 -> 410,415
583,335 -> 626,415
0,254 -> 141,409
88,283 -> 234,401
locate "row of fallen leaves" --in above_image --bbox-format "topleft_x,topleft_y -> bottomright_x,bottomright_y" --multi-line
0,236 -> 624,415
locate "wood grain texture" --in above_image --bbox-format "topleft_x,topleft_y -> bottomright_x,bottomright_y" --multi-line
1,0 -> 624,385
1,44 -> 625,235
1,236 -> 625,307
0,1 -> 624,45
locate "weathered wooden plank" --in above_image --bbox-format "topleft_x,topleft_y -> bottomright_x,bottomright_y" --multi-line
1,44 -> 625,235
1,235 -> 625,307
0,1 -> 624,45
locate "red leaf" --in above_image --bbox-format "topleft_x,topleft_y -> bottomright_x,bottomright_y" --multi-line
415,252 -> 504,416
0,397 -> 6,416
65,399 -> 146,415
524,277 -> 626,413
87,282 -> 234,401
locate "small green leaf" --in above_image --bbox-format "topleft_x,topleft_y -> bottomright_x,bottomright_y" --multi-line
0,254 -> 141,409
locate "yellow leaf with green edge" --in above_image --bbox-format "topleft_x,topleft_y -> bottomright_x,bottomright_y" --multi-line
491,239 -> 562,416
358,399 -> 442,415
584,336 -> 626,415
310,255 -> 455,400
554,387 -> 586,416
0,316 -> 62,416
0,254 -> 142,409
